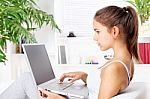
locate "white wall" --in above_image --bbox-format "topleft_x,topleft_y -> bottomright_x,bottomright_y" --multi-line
54,0 -> 64,32
34,0 -> 56,54
57,0 -> 129,37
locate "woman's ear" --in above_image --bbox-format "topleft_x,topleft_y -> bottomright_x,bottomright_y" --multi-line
111,26 -> 120,39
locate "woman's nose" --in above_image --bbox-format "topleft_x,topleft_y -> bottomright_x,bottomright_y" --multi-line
93,34 -> 97,41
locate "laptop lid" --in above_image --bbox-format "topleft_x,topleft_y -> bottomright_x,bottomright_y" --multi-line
22,44 -> 55,85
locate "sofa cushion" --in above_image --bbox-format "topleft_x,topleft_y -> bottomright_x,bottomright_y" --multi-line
112,82 -> 150,99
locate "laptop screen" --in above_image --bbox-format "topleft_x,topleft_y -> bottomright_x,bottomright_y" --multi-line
23,44 -> 55,85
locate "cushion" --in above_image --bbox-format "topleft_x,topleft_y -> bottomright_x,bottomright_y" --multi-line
112,82 -> 150,99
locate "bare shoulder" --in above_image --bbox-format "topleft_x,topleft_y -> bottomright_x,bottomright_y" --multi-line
98,62 -> 129,98
102,62 -> 127,75
101,62 -> 129,90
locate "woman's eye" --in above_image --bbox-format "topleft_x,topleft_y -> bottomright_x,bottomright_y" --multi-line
96,30 -> 101,34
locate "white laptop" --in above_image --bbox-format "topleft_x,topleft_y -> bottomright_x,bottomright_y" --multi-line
22,44 -> 89,99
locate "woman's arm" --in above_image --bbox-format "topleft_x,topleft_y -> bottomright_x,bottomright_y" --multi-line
98,63 -> 129,99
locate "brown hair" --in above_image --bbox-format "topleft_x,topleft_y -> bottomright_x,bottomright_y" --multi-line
94,6 -> 140,61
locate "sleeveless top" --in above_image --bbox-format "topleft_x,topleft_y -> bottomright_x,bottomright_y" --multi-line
86,60 -> 131,99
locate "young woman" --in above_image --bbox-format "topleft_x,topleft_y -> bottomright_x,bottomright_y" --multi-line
40,5 -> 140,99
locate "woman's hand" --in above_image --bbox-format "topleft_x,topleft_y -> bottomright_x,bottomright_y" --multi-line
59,71 -> 87,83
39,88 -> 66,99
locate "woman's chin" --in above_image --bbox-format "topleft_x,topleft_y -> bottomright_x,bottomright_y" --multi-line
100,47 -> 104,51
100,46 -> 107,51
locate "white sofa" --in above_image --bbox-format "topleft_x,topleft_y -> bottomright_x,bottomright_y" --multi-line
112,82 -> 150,99
112,64 -> 150,99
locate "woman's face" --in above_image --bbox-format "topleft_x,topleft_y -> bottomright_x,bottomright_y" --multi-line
93,20 -> 113,51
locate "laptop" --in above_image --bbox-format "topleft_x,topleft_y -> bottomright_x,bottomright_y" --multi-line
22,44 -> 89,99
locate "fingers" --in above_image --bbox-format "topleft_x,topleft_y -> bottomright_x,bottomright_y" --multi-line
68,78 -> 76,83
59,73 -> 75,83
38,87 -> 43,97
41,89 -> 50,96
38,87 -> 44,97
38,88 -> 49,98
59,74 -> 66,83
59,72 -> 83,83
39,92 -> 46,99
38,90 -> 42,96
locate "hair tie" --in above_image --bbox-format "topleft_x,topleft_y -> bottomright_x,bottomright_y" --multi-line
123,7 -> 129,13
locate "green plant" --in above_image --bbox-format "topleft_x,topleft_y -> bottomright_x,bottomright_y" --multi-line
126,0 -> 150,24
0,0 -> 60,62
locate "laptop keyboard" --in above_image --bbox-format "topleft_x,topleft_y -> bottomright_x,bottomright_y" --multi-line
46,79 -> 74,90
57,82 -> 74,90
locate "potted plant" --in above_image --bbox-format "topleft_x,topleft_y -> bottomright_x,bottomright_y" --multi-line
0,0 -> 60,62
126,0 -> 150,24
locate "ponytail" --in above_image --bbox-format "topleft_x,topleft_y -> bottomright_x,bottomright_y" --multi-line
126,6 -> 140,62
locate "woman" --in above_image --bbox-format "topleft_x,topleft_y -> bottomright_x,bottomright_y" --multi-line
40,5 -> 140,99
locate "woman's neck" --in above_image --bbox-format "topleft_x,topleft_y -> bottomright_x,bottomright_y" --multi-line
112,42 -> 131,61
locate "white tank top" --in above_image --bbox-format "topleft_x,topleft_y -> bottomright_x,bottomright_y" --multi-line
86,60 -> 130,99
